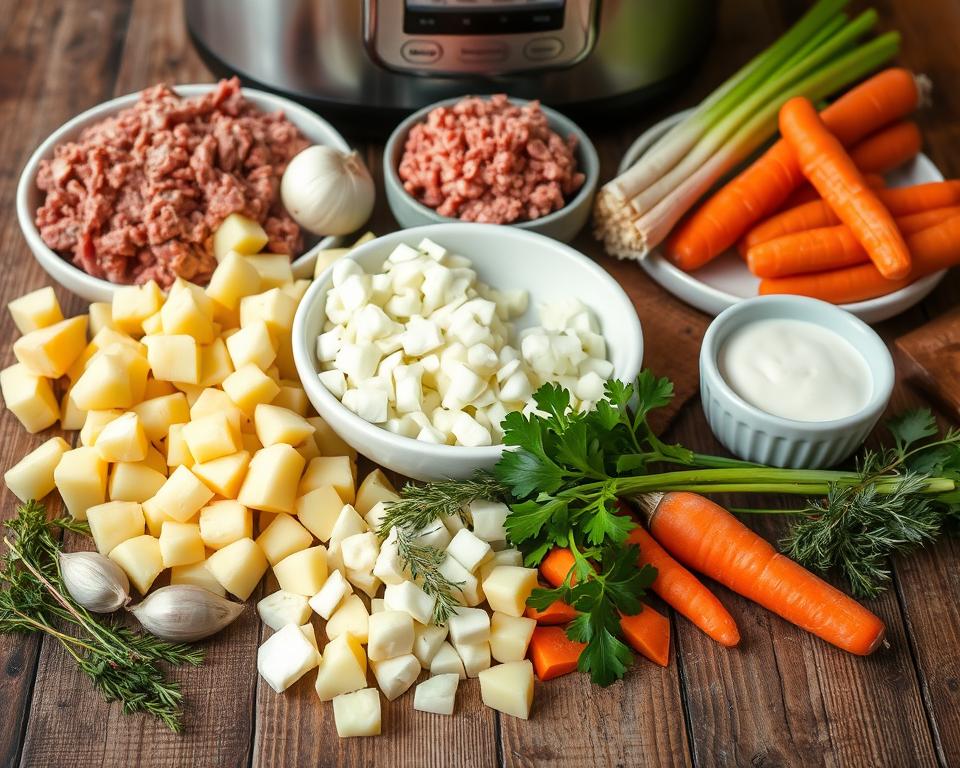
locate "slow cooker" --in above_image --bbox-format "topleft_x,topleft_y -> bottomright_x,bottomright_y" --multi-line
185,0 -> 715,133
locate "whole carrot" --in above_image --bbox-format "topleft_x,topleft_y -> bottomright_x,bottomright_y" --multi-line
626,525 -> 740,647
848,120 -> 922,174
636,491 -> 885,655
759,212 -> 960,301
666,68 -> 921,271
774,173 -> 886,216
780,96 -> 912,279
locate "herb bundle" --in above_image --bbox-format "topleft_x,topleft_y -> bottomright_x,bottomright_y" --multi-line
0,501 -> 204,731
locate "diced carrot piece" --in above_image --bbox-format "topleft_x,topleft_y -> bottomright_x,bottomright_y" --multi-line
620,604 -> 670,667
528,626 -> 585,681
540,547 -> 576,588
525,598 -> 578,625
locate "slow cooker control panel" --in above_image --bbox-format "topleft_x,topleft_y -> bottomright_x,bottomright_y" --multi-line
364,0 -> 598,76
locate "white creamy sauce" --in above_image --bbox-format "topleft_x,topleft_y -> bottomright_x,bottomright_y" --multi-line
718,318 -> 872,422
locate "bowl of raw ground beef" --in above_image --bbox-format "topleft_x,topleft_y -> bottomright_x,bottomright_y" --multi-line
17,79 -> 352,303
384,95 -> 598,243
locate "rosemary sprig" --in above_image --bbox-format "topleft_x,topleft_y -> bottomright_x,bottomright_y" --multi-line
0,501 -> 203,732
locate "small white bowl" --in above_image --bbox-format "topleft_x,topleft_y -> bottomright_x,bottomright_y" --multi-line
700,295 -> 894,468
292,223 -> 644,481
16,84 -> 352,303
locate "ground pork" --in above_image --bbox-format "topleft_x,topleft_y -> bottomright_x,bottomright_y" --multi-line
35,77 -> 309,287
398,94 -> 585,224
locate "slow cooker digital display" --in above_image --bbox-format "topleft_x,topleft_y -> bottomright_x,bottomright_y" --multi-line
403,0 -> 565,35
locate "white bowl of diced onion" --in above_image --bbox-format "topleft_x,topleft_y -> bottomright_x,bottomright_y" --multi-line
292,224 -> 643,481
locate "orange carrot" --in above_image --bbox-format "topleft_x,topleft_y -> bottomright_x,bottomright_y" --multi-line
666,68 -> 920,271
898,206 -> 960,234
540,547 -> 577,588
638,492 -> 885,655
774,173 -> 886,219
619,605 -> 671,667
526,598 -> 579,625
780,96 -> 912,280
528,626 -> 585,681
626,526 -> 740,647
848,120 -> 922,174
759,212 -> 960,300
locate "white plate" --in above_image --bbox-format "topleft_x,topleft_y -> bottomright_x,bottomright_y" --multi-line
617,111 -> 947,324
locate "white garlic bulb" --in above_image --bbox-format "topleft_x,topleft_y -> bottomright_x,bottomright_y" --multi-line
129,585 -> 245,642
59,551 -> 130,613
281,145 -> 375,236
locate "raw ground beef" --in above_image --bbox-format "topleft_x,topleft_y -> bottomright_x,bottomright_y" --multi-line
398,94 -> 585,224
35,78 -> 309,287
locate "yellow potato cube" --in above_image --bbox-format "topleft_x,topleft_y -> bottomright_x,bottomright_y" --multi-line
142,499 -> 174,538
142,444 -> 168,475
478,660 -> 534,720
246,253 -> 294,290
239,289 -> 296,335
111,281 -> 163,336
80,409 -> 124,447
280,279 -> 311,304
86,501 -> 145,555
13,315 -> 87,378
198,338 -> 233,388
489,612 -> 536,663
206,250 -> 261,310
169,277 -> 216,319
355,469 -> 399,517
237,444 -> 305,514
170,558 -> 226,596
160,289 -> 215,344
59,386 -> 86,431
182,412 -> 240,464
326,594 -> 370,643
132,393 -> 191,444
225,320 -> 275,371
165,423 -> 195,468
8,287 -> 63,334
192,450 -> 250,498
199,500 -> 253,550
296,437 -> 322,462
313,247 -> 349,279
142,377 -> 177,400
109,462 -> 167,503
294,485 -> 344,542
144,335 -> 201,384
205,537 -> 268,600
159,521 -> 205,567
95,412 -> 148,462
146,465 -> 214,522
256,513 -> 313,565
141,311 -> 163,336
274,336 -> 299,381
54,447 -> 107,520
71,349 -> 147,410
88,302 -> 115,335
271,384 -> 309,416
109,535 -> 164,594
315,632 -> 367,701
241,431 -> 263,454
173,382 -> 204,406
222,364 -> 281,416
254,403 -> 315,447
299,456 -> 356,504
481,567 -> 540,618
213,214 -> 268,261
189,387 -> 244,432
4,436 -> 70,502
0,363 -> 59,433
306,416 -> 356,459
273,545 -> 327,596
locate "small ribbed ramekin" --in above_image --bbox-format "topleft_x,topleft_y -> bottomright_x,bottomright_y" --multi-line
699,296 -> 894,469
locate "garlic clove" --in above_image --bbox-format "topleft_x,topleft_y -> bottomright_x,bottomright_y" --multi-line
129,585 -> 245,642
59,551 -> 131,613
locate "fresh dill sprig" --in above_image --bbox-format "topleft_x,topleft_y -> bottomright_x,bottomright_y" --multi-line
0,501 -> 203,732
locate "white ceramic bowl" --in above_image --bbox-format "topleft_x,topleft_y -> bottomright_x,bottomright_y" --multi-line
293,223 -> 644,481
700,295 -> 894,468
16,84 -> 352,303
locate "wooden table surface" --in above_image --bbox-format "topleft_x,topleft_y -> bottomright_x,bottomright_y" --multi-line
2,1 -> 959,766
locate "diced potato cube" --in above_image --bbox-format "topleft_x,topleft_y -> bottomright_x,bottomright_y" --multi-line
454,640 -> 491,679
295,485 -> 343,542
146,465 -> 214,522
189,388 -> 244,434
144,335 -> 201,384
468,500 -> 509,542
142,377 -> 177,400
448,607 -> 490,646
88,302 -> 115,335
273,544 -> 328,596
271,383 -> 308,416
142,444 -> 168,475
165,423 -> 195,468
59,386 -> 86,431
414,673 -> 459,716
328,504 -> 368,545
274,337 -> 299,381
478,548 -> 524,583
142,500 -> 174,538
383,581 -> 435,625
8,287 -> 63,334
430,642 -> 466,679
354,469 -> 399,516
364,501 -> 392,532
246,253 -> 294,289
332,687 -> 381,737
308,568 -> 352,620
170,558 -> 226,596
490,612 -> 536,663
254,403 -> 314,448
241,431 -> 263,454
308,416 -> 357,460
132,393 -> 190,444
256,513 -> 313,566
141,311 -> 163,336
4,436 -> 69,502
158,521 -> 205,567
222,364 -> 281,416
313,246 -> 350,279
192,450 -> 251,498
340,531 -> 379,573
257,623 -> 320,693
80,409 -> 124,447
169,277 -> 216,319
160,289 -> 215,343
239,289 -> 296,335
182,412 -> 240,464
54,447 -> 108,520
109,534 -> 164,594
326,593 -> 369,643
237,444 -> 305,514
205,537 -> 268,600
447,529 -> 493,573
370,653 -> 420,701
481,566 -> 539,617
315,633 -> 367,701
111,281 -> 163,336
345,567 -> 381,599
296,437 -> 321,462
367,610 -> 414,661
299,456 -> 356,504
71,350 -> 147,410
438,554 -> 483,607
95,412 -> 148,462
0,363 -> 59,433
225,320 -> 275,371
108,462 -> 167,503
87,500 -> 145,555
213,215 -> 268,260
13,315 -> 87,378
257,590 -> 311,631
299,621 -> 319,651
413,623 -> 449,668
206,251 -> 262,310
198,338 -> 233,388
281,278 -> 311,304
478,660 -> 534,719
199,500 -> 253,550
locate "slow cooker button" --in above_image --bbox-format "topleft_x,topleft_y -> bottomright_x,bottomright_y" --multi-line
458,42 -> 508,62
401,40 -> 444,64
523,37 -> 564,61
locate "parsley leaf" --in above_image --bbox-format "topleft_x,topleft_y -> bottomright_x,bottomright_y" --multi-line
505,496 -> 568,546
888,409 -> 938,455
